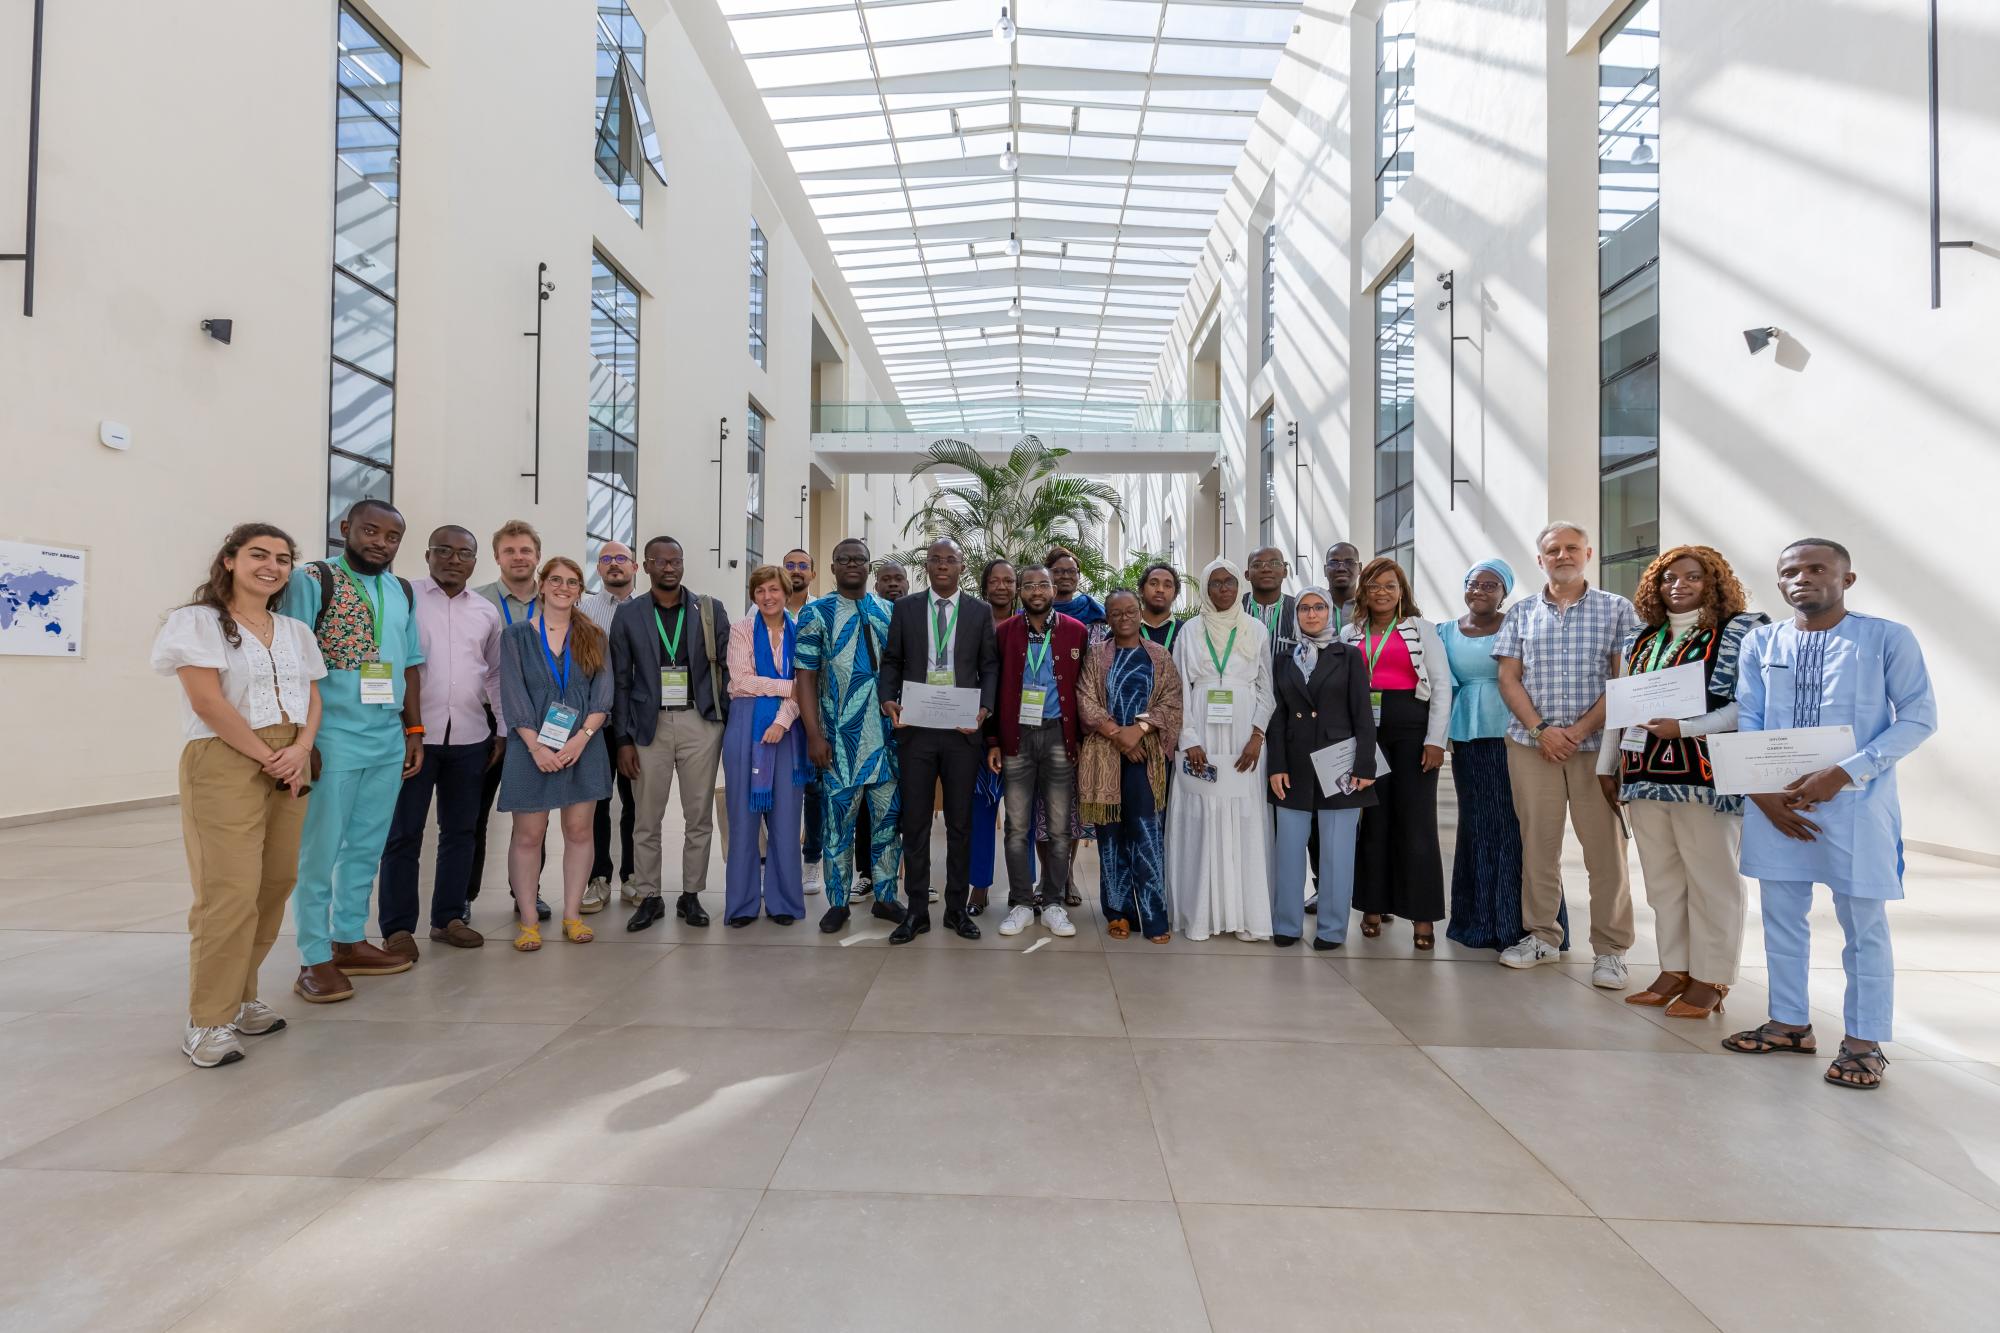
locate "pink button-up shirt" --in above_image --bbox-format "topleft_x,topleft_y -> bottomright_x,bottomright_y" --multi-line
726,613 -> 799,727
412,576 -> 505,743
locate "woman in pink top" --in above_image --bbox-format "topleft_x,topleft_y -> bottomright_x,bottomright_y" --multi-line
721,564 -> 807,926
1340,558 -> 1453,948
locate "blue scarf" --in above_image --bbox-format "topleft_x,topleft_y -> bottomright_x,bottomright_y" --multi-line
750,613 -> 807,813
1052,592 -> 1105,626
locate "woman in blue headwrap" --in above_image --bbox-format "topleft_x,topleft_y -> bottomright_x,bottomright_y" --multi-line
1438,558 -> 1569,951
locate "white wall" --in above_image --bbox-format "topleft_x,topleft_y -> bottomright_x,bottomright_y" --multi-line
0,0 -> 897,819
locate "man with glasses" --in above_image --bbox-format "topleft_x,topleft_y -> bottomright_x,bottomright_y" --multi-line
1322,542 -> 1362,632
1245,546 -> 1297,656
375,525 -> 503,956
781,549 -> 827,896
581,542 -> 639,912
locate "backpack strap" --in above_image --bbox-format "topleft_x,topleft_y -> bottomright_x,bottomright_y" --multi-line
307,561 -> 336,638
701,594 -> 726,718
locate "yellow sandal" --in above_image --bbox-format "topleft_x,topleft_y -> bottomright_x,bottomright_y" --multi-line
563,917 -> 595,943
514,922 -> 542,952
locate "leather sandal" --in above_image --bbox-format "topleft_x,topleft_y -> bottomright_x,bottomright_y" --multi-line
1665,982 -> 1728,1019
1106,919 -> 1131,939
1721,1021 -> 1816,1055
514,922 -> 543,952
1825,1043 -> 1889,1090
563,917 -> 594,943
1626,970 -> 1691,1007
1412,924 -> 1435,951
1360,915 -> 1383,939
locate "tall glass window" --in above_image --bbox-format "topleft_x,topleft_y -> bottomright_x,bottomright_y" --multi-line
745,403 -> 766,569
1375,1 -> 1417,215
1257,411 -> 1276,546
1374,256 -> 1416,574
1598,0 -> 1660,598
1259,224 -> 1276,367
587,254 -> 640,581
595,2 -> 645,221
749,220 -> 769,368
326,7 -> 401,549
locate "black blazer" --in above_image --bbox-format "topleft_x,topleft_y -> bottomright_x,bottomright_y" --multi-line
1266,642 -> 1379,812
877,590 -> 1000,723
609,590 -> 730,746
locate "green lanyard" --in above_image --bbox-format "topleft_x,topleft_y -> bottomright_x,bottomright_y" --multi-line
1154,617 -> 1179,652
1332,605 -> 1343,636
336,557 -> 382,646
1025,632 -> 1050,678
1640,624 -> 1699,673
930,594 -> 957,670
1203,627 -> 1237,676
1362,618 -> 1401,679
653,603 -> 687,663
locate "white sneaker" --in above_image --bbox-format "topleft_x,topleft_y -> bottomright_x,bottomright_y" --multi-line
928,887 -> 940,903
230,999 -> 287,1036
182,1023 -> 244,1068
620,878 -> 644,906
1591,954 -> 1630,989
998,905 -> 1035,936
581,876 -> 610,914
1498,934 -> 1560,969
1040,904 -> 1076,937
802,860 -> 823,896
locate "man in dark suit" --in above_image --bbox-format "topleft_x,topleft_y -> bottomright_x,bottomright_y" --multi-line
878,537 -> 999,941
609,536 -> 730,932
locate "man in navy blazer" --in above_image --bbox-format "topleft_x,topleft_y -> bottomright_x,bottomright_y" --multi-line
878,537 -> 999,940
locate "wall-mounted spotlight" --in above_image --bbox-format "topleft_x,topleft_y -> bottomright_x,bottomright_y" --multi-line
200,318 -> 232,345
1743,326 -> 1782,356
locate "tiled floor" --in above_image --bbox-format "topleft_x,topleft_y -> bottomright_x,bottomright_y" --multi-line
2,794 -> 1998,1333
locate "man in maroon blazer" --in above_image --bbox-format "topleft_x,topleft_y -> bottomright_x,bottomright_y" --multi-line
985,564 -> 1090,937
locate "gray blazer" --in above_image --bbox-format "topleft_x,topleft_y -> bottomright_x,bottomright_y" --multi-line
609,591 -> 730,746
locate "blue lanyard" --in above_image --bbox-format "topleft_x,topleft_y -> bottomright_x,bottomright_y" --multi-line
502,594 -> 537,626
538,616 -> 571,693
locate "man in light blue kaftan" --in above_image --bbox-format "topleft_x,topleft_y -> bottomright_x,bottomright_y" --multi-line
1723,540 -> 1936,1091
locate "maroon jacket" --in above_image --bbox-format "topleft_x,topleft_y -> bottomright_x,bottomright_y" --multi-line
987,611 -> 1089,759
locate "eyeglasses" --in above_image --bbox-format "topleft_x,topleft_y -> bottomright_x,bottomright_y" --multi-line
598,554 -> 632,566
1363,581 -> 1403,594
1466,579 -> 1505,595
426,546 -> 477,562
783,561 -> 813,572
544,577 -> 584,591
1246,558 -> 1285,571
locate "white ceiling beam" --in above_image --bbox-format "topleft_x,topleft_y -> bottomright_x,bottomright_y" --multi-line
865,309 -> 1172,331
848,267 -> 1189,291
800,153 -> 1234,181
826,218 -> 1208,243
759,65 -> 1272,97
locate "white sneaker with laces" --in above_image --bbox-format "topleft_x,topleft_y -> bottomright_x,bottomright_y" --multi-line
620,878 -> 644,906
231,999 -> 287,1036
1498,934 -> 1560,969
802,860 -> 823,896
1591,953 -> 1630,989
854,876 -> 873,900
581,876 -> 610,914
928,887 -> 941,903
1040,904 -> 1076,937
183,1023 -> 245,1068
998,905 -> 1035,936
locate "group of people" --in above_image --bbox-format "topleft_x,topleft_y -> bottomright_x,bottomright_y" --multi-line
153,505 -> 1933,1094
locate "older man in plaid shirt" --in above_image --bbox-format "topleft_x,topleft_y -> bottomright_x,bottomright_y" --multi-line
1492,522 -> 1642,988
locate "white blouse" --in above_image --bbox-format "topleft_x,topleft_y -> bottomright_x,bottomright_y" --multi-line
151,605 -> 327,741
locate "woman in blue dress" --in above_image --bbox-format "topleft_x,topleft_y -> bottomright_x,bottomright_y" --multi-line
721,564 -> 812,927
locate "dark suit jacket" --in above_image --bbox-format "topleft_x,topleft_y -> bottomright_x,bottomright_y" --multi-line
986,612 -> 1089,759
1265,641 -> 1378,812
609,590 -> 730,747
878,590 -> 999,724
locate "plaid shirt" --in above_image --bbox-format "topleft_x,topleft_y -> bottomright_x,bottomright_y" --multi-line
1490,584 -> 1640,751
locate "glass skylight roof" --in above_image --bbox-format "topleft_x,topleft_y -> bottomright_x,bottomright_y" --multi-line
720,0 -> 1302,404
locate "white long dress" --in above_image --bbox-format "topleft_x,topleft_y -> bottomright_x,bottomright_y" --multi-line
1166,618 -> 1277,940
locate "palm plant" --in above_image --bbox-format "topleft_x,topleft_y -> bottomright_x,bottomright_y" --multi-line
891,435 -> 1125,591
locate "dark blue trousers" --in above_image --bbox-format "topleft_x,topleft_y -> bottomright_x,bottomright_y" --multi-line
379,740 -> 490,935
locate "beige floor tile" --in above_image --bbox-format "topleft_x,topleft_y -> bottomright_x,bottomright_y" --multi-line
577,940 -> 885,1030
0,841 -> 189,883
1949,969 -> 2000,996
851,949 -> 1124,1037
171,1178 -> 761,1333
1181,1203 -> 1712,1333
1108,951 -> 1407,1045
269,937 -> 674,1026
0,1013 -> 196,1160
0,878 -> 193,932
696,1190 -> 1211,1333
0,927 -> 78,961
0,931 -> 188,1010
1611,1219 -> 2000,1332
379,1024 -> 837,1189
12,1018 -> 562,1177
0,879 -> 91,909
0,1167 -> 356,1333
1734,964 -> 1976,1061
1335,957 -> 1708,1052
0,810 -> 185,848
1131,1038 -> 1587,1214
1429,1046 -> 2000,1230
773,1031 -> 1171,1201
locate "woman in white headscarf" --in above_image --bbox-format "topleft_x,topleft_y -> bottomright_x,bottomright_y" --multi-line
1166,558 -> 1277,941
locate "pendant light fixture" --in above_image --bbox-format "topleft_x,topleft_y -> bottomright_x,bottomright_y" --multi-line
998,141 -> 1020,172
1005,231 -> 1021,257
993,6 -> 1015,44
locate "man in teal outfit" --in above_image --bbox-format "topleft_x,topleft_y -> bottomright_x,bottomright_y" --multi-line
280,499 -> 427,1003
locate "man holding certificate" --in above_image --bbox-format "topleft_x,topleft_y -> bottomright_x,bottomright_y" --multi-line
879,538 -> 999,942
1721,540 -> 1936,1091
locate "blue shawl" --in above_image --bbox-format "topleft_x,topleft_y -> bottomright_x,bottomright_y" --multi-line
750,613 -> 808,813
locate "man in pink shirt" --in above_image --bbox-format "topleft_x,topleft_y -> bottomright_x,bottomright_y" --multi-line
376,525 -> 505,955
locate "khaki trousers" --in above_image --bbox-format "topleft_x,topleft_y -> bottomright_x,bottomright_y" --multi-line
1505,741 -> 1633,954
1629,799 -> 1747,984
632,708 -> 724,898
178,725 -> 306,1027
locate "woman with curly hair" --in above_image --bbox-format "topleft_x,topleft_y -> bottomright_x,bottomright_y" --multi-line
1596,544 -> 1768,1017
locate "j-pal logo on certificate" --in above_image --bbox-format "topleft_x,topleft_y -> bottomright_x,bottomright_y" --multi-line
0,539 -> 88,658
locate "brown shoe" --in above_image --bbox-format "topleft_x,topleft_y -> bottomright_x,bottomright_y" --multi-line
293,962 -> 355,1004
382,930 -> 420,964
332,939 -> 414,976
429,919 -> 486,948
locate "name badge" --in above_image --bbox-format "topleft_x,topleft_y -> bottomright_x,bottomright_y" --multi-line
1370,690 -> 1383,725
1620,725 -> 1650,753
1019,687 -> 1048,726
927,668 -> 955,686
537,703 -> 579,749
358,660 -> 395,706
661,668 -> 690,707
1206,687 -> 1234,725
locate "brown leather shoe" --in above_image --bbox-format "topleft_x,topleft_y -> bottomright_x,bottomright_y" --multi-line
382,930 -> 420,964
429,919 -> 485,948
332,939 -> 414,976
294,962 -> 355,1004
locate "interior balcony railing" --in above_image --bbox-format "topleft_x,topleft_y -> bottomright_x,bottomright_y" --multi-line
812,401 -> 1222,436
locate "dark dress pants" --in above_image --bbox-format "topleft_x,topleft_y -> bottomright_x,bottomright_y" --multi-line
592,732 -> 637,883
379,740 -> 489,935
898,726 -> 979,917
466,754 -> 503,904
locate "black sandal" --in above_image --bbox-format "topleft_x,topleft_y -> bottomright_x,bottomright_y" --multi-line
1721,1021 -> 1818,1055
1825,1045 -> 1889,1091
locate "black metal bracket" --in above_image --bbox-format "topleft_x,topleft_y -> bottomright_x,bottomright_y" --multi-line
0,0 -> 46,316
1929,0 -> 1981,309
1435,270 -> 1476,511
521,262 -> 553,502
712,417 -> 729,566
797,484 -> 809,546
1288,419 -> 1309,569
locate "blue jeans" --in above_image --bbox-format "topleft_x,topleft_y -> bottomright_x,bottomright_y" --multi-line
1273,807 -> 1359,943
1760,879 -> 1894,1041
378,740 -> 489,935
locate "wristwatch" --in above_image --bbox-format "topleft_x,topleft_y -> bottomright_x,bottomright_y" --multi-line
581,725 -> 597,739
1526,722 -> 1546,742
